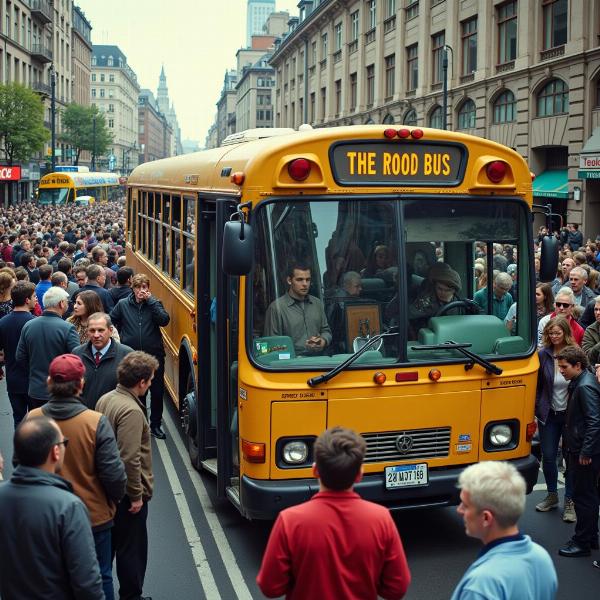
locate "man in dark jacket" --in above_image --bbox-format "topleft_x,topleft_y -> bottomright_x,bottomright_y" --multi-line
73,264 -> 115,313
110,266 -> 134,304
29,353 -> 126,600
556,346 -> 600,558
73,312 -> 133,409
111,273 -> 170,439
16,286 -> 80,407
567,223 -> 584,251
0,415 -> 104,600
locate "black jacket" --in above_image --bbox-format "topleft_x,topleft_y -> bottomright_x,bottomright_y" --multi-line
565,370 -> 600,457
110,292 -> 170,356
0,466 -> 104,599
73,340 -> 134,409
110,284 -> 132,303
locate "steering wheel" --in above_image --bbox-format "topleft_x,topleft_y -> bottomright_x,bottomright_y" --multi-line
435,299 -> 482,317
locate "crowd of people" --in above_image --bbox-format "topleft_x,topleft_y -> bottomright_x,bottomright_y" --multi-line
0,200 -> 169,600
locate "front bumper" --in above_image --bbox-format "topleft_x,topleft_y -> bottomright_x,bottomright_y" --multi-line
240,454 -> 540,520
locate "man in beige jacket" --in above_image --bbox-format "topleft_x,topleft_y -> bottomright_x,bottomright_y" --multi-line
96,351 -> 158,600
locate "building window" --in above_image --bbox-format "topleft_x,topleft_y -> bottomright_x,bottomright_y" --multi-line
311,41 -> 317,66
497,1 -> 517,64
107,55 -> 113,66
457,99 -> 476,129
109,74 -> 115,83
406,0 -> 419,20
366,64 -> 375,106
335,22 -> 342,51
367,0 -> 376,30
99,89 -> 105,98
596,79 -> 600,107
493,90 -> 516,123
108,104 -> 115,113
432,31 -> 445,85
92,55 -> 97,66
321,33 -> 327,60
350,72 -> 357,111
335,79 -> 342,114
542,0 -> 567,50
91,73 -> 96,82
350,10 -> 359,41
404,108 -> 418,125
100,73 -> 105,82
461,17 -> 478,75
407,44 -> 418,91
385,54 -> 395,99
310,92 -> 316,122
430,106 -> 443,128
321,87 -> 326,120
108,119 -> 114,128
537,78 -> 569,116
386,0 -> 396,18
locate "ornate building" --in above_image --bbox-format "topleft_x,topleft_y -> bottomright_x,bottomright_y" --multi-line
156,66 -> 182,156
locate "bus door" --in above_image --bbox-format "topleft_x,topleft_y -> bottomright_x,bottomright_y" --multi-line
196,196 -> 239,499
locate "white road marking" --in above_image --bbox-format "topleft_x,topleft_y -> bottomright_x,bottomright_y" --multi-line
163,410 -> 254,600
155,438 -> 220,599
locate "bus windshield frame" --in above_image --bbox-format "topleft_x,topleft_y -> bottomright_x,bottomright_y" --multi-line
249,194 -> 535,371
38,187 -> 71,205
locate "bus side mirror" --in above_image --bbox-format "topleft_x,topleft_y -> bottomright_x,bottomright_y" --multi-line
538,235 -> 559,282
222,221 -> 253,276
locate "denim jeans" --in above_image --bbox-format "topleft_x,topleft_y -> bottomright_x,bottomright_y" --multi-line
93,527 -> 114,600
538,410 -> 573,499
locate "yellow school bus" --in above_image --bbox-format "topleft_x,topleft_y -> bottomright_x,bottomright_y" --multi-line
38,171 -> 120,206
126,125 -> 557,519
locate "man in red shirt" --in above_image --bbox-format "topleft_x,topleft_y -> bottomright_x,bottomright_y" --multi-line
257,426 -> 411,600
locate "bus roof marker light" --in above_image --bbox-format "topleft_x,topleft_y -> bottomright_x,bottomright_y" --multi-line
428,369 -> 442,382
410,128 -> 424,139
383,128 -> 397,139
397,128 -> 411,139
230,172 -> 245,185
287,158 -> 311,181
485,161 -> 507,184
373,372 -> 386,385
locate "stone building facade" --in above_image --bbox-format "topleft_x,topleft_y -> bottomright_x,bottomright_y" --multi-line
270,0 -> 600,235
138,88 -> 172,164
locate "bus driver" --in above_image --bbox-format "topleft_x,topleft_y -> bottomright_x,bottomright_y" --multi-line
264,264 -> 332,356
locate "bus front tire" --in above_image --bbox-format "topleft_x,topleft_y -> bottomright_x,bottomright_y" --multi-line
180,375 -> 200,469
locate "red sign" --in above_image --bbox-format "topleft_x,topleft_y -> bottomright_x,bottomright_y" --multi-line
0,166 -> 21,181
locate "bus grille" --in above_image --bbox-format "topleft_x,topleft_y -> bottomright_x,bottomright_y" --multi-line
362,427 -> 451,463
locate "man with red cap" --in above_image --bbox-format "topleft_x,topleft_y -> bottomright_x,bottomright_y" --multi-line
28,353 -> 126,600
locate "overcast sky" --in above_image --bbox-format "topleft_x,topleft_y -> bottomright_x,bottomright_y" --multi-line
78,0 -> 299,144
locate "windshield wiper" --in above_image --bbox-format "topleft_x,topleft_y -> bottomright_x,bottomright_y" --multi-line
410,341 -> 503,375
307,329 -> 400,387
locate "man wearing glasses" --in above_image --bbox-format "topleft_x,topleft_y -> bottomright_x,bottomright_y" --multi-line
29,353 -> 126,600
0,415 -> 104,599
473,272 -> 514,321
538,287 -> 584,346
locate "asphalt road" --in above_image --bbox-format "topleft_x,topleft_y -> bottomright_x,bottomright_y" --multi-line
1,382 -> 599,599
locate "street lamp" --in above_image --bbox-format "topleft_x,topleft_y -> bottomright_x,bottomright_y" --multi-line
50,64 -> 56,171
442,45 -> 454,131
91,115 -> 96,171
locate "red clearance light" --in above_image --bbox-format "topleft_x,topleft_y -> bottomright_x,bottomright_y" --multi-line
411,128 -> 424,139
373,372 -> 387,385
383,128 -> 397,139
230,172 -> 245,185
429,369 -> 442,382
530,172 -> 536,182
395,372 -> 418,382
288,158 -> 311,181
526,421 -> 537,442
242,439 -> 266,463
486,160 -> 507,183
397,128 -> 411,139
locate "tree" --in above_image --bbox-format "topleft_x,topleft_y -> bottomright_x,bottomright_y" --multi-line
61,104 -> 113,165
0,83 -> 49,165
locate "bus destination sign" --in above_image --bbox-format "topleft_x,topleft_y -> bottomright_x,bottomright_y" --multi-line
330,141 -> 466,186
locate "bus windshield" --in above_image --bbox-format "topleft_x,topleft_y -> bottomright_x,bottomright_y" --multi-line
251,197 -> 533,369
38,188 -> 70,205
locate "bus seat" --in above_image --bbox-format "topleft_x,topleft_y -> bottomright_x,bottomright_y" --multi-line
360,277 -> 393,303
418,315 -> 509,355
493,336 -> 528,355
253,336 -> 295,362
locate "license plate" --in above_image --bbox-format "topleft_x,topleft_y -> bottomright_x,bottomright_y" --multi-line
385,463 -> 428,489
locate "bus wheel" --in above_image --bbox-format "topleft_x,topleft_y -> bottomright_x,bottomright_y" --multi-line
180,374 -> 200,469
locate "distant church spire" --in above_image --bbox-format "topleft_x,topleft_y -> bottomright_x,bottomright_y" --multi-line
157,65 -> 169,115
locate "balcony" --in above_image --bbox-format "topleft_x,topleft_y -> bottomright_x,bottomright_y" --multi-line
31,80 -> 51,96
29,0 -> 53,25
496,60 -> 515,74
31,43 -> 53,63
540,45 -> 565,62
365,29 -> 376,45
384,16 -> 396,34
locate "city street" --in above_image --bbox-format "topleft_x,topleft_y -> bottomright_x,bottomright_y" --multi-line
1,383 -> 598,600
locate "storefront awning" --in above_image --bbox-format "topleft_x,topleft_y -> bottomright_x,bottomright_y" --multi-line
533,170 -> 569,199
578,127 -> 600,179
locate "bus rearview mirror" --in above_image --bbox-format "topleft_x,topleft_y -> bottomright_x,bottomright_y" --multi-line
538,235 -> 559,282
222,221 -> 254,276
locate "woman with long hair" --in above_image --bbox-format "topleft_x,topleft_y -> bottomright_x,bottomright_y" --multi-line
536,282 -> 554,323
0,270 -> 16,317
68,290 -> 120,343
534,315 -> 576,522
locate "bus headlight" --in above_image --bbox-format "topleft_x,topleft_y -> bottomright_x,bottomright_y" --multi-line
489,424 -> 512,447
282,441 -> 309,464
